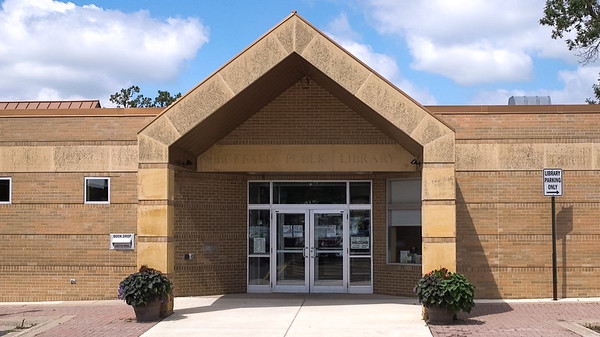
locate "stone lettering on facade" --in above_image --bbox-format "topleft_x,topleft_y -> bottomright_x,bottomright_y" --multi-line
197,145 -> 414,172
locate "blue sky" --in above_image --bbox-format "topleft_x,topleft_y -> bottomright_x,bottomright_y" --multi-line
0,0 -> 598,106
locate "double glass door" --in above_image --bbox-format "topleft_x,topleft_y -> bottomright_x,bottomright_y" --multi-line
274,209 -> 346,293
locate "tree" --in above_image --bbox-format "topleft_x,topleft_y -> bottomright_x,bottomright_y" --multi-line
540,0 -> 600,103
540,0 -> 600,63
110,86 -> 182,108
110,85 -> 143,108
154,90 -> 182,107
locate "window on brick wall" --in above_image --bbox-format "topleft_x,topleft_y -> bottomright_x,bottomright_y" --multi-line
387,179 -> 422,264
0,177 -> 11,204
85,177 -> 110,204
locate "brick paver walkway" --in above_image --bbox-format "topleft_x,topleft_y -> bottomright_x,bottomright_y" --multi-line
0,300 -> 157,337
429,301 -> 600,337
1,299 -> 600,336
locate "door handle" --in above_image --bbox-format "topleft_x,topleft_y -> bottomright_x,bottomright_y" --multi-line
310,247 -> 315,258
303,247 -> 309,258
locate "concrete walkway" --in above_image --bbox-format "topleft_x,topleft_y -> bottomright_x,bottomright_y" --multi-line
142,294 -> 431,337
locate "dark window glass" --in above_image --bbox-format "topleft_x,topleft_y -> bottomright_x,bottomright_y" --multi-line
388,226 -> 422,264
0,179 -> 10,203
273,182 -> 346,204
86,178 -> 109,203
248,182 -> 270,204
350,182 -> 371,204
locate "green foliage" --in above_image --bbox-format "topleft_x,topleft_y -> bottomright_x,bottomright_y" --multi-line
154,90 -> 182,107
109,86 -> 182,108
540,0 -> 600,64
109,85 -> 143,108
118,265 -> 173,307
540,0 -> 600,103
415,268 -> 475,316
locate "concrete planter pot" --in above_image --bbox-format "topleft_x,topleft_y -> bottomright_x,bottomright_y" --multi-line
160,294 -> 174,318
133,300 -> 162,322
426,306 -> 454,324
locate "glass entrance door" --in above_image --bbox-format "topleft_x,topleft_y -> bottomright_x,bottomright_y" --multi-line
310,210 -> 346,293
273,211 -> 308,292
272,209 -> 347,293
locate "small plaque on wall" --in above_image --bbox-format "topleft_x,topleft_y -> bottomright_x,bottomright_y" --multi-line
110,234 -> 134,250
203,243 -> 218,254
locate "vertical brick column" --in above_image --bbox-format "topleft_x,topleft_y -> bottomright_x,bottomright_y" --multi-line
137,165 -> 175,273
421,133 -> 456,273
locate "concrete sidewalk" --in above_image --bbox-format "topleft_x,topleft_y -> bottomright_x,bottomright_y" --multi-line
142,294 -> 431,337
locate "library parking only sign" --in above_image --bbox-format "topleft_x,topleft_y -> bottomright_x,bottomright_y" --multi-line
543,168 -> 563,197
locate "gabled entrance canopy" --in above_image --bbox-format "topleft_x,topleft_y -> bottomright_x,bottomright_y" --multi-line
138,12 -> 454,166
136,12 -> 456,277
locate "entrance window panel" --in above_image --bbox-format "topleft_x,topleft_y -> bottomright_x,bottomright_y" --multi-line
387,179 -> 422,264
248,257 -> 270,285
350,182 -> 371,204
276,213 -> 306,285
314,253 -> 343,286
273,182 -> 346,204
248,210 -> 270,255
350,210 -> 370,255
313,212 -> 344,287
249,182 -> 270,204
350,257 -> 371,286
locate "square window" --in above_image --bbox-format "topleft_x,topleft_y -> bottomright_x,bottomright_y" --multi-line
0,178 -> 11,204
85,177 -> 110,204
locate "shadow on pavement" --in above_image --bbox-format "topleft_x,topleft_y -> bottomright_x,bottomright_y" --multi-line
168,293 -> 421,321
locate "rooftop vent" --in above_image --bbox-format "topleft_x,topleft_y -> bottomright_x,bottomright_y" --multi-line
508,96 -> 551,105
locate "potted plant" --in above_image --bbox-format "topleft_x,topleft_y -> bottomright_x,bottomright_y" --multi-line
414,267 -> 475,324
118,265 -> 173,322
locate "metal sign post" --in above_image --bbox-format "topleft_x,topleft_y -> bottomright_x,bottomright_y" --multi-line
543,168 -> 562,301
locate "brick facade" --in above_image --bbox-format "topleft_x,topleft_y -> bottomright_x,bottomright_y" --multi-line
2,80 -> 600,301
0,113 -> 156,301
171,79 -> 422,297
430,106 -> 600,299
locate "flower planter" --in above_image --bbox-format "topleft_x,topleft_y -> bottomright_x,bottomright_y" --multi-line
160,294 -> 174,318
426,306 -> 454,324
133,300 -> 162,322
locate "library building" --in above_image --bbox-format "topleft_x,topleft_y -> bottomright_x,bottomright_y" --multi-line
1,13 -> 600,301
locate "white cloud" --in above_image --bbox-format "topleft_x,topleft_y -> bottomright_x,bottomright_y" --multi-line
408,36 -> 533,85
469,66 -> 600,104
365,0 -> 578,85
0,0 -> 209,103
326,13 -> 437,104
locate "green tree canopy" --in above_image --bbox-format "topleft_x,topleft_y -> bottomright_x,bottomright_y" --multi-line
541,0 -> 600,103
154,90 -> 182,107
109,86 -> 182,108
540,0 -> 600,64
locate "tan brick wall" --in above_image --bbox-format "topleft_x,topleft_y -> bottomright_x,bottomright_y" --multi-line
0,115 -> 153,301
172,79 -> 422,296
0,115 -> 154,142
433,108 -> 600,299
172,172 -> 247,296
217,79 -> 397,146
172,172 -> 421,297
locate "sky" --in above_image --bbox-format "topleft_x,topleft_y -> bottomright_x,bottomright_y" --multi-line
1,0 -> 599,107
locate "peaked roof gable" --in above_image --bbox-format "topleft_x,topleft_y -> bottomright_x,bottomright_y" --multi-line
138,12 -> 454,165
